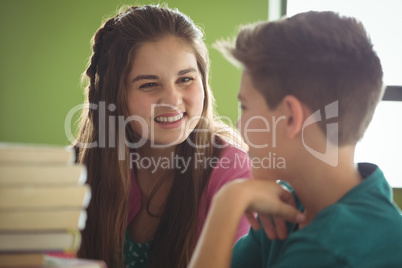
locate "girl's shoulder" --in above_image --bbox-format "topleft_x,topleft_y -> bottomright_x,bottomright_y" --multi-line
214,136 -> 250,167
207,142 -> 252,193
220,142 -> 248,160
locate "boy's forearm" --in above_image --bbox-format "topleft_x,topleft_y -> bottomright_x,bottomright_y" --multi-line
189,179 -> 304,268
189,182 -> 249,268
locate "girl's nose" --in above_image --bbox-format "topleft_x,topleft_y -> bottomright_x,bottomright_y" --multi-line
160,84 -> 183,107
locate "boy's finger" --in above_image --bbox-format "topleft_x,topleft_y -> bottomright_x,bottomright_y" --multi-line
275,203 -> 305,223
273,217 -> 288,240
260,215 -> 277,240
278,187 -> 297,208
245,211 -> 261,230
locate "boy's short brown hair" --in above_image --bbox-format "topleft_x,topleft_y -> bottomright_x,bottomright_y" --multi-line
219,11 -> 383,145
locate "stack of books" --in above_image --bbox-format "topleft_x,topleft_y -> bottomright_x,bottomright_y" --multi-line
0,143 -> 102,267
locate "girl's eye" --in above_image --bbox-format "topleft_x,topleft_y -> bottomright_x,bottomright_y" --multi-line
179,77 -> 194,83
139,82 -> 157,90
240,104 -> 246,110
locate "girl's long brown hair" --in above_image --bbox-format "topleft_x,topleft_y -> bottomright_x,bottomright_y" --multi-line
75,5 -> 241,267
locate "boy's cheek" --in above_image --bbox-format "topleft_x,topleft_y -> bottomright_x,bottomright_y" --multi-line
236,117 -> 246,137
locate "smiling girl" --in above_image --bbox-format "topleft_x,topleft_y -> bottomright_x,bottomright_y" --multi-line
74,5 -> 251,268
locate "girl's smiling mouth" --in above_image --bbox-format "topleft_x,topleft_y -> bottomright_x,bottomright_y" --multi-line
154,112 -> 186,124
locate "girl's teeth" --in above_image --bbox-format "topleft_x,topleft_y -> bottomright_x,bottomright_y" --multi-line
156,114 -> 184,123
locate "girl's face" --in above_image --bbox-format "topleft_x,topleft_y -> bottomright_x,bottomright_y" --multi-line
126,36 -> 205,148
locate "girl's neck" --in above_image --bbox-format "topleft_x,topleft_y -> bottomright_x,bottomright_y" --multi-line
136,141 -> 177,159
134,141 -> 177,192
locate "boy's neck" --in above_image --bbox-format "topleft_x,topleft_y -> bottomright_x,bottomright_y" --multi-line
286,146 -> 363,227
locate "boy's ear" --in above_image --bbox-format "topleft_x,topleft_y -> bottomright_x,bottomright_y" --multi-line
282,95 -> 305,139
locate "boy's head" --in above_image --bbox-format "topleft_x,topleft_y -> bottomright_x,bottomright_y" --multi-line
220,11 -> 383,146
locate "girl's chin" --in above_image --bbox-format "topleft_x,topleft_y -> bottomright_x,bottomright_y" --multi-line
146,136 -> 189,148
131,128 -> 196,149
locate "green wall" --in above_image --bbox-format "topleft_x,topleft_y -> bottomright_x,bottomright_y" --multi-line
0,0 -> 268,146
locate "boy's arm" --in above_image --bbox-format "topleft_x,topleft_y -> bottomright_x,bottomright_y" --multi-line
189,179 -> 304,268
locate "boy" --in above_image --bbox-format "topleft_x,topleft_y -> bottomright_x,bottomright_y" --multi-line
189,11 -> 402,268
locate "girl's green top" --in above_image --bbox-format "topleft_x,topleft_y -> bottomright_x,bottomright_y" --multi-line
124,229 -> 151,268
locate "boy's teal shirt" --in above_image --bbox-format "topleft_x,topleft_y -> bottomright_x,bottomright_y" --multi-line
232,163 -> 402,268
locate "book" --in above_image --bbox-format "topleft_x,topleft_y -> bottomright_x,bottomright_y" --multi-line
0,142 -> 92,264
0,143 -> 75,164
0,230 -> 81,252
0,185 -> 91,209
0,253 -> 46,267
0,164 -> 87,185
0,254 -> 106,268
0,209 -> 87,231
44,256 -> 106,268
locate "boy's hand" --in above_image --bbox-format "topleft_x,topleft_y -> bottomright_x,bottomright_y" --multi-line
240,180 -> 303,240
245,213 -> 291,240
189,179 -> 304,268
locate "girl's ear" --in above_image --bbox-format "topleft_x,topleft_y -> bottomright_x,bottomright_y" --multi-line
282,95 -> 305,139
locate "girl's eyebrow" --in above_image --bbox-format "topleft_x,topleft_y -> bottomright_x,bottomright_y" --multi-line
132,74 -> 159,83
131,67 -> 197,83
178,67 -> 197,75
